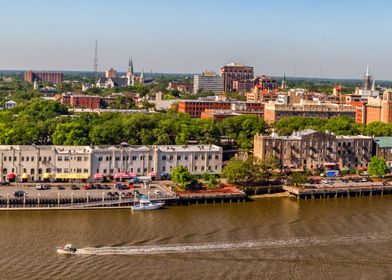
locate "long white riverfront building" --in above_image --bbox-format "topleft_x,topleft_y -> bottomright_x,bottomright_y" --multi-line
0,144 -> 223,182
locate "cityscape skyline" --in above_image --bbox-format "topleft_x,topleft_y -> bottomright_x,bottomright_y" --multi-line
1,0 -> 392,79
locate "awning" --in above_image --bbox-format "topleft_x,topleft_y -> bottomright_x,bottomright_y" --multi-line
94,173 -> 103,180
7,173 -> 16,179
55,173 -> 89,179
129,172 -> 137,177
148,172 -> 157,177
114,173 -> 132,179
43,173 -> 52,179
323,162 -> 337,166
21,173 -> 29,179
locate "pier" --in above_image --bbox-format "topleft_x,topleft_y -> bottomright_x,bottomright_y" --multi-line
283,182 -> 392,200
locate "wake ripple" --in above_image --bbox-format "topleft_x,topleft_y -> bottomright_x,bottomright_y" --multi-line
73,232 -> 392,256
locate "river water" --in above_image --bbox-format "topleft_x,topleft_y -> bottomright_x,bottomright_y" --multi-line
2,197 -> 392,280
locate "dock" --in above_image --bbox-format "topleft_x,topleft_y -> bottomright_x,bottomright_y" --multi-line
283,182 -> 392,200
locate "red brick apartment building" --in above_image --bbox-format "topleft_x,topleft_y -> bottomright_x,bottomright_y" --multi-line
61,95 -> 101,109
24,70 -> 63,84
220,63 -> 254,92
178,100 -> 263,118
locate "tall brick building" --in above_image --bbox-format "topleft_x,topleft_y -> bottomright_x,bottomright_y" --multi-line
24,70 -> 63,84
220,63 -> 253,92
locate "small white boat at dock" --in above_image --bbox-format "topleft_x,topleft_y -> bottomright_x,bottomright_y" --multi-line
131,199 -> 162,211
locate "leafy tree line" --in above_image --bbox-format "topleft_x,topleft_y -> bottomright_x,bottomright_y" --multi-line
0,99 -> 267,148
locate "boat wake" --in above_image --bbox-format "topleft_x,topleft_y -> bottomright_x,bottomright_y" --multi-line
76,232 -> 392,256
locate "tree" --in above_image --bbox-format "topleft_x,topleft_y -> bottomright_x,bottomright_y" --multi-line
171,166 -> 194,189
258,155 -> 279,184
368,156 -> 388,177
289,172 -> 309,186
221,157 -> 254,185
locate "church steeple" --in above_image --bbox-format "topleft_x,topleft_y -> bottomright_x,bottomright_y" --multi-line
281,73 -> 287,90
128,57 -> 134,75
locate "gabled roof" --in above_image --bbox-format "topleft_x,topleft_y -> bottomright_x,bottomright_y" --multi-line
374,137 -> 392,148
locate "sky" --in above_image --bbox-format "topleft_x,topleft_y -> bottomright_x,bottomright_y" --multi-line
1,0 -> 392,79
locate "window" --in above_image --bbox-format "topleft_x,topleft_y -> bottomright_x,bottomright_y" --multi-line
195,166 -> 198,171
3,157 -> 6,161
38,168 -> 42,174
184,156 -> 188,160
106,156 -> 110,161
103,169 -> 107,174
48,157 -> 52,162
77,156 -> 82,162
98,157 -> 103,161
96,169 -> 99,173
21,157 -> 25,161
162,166 -> 166,172
64,156 -> 69,161
143,168 -> 147,172
31,157 -> 34,161
23,168 -> 27,173
137,168 -> 141,173
57,168 -> 62,173
148,155 -> 153,161
2,168 -> 6,174
46,168 -> 51,173
43,156 -> 47,161
215,155 -> 219,160
215,165 -> 218,170
30,168 -> 34,175
140,155 -> 143,160
83,169 -> 88,173
8,156 -> 11,161
58,156 -> 63,161
84,157 -> 88,161
195,155 -> 198,160
177,156 -> 181,160
132,156 -> 137,161
201,166 -> 205,171
115,156 -> 120,161
201,155 -> 205,160
26,157 -> 29,162
76,168 -> 82,173
64,168 -> 69,173
169,155 -> 173,160
208,155 -> 212,160
110,169 -> 114,174
162,156 -> 167,161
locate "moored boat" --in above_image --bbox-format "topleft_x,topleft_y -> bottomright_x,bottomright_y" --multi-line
131,199 -> 162,211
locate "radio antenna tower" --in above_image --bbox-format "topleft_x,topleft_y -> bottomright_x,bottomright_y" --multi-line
93,40 -> 98,78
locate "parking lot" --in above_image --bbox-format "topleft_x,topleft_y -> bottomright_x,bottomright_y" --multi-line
0,182 -> 172,200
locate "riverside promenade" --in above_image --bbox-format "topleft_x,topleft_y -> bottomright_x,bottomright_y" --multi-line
284,181 -> 392,200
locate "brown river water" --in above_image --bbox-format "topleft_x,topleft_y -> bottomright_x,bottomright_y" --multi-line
1,197 -> 392,280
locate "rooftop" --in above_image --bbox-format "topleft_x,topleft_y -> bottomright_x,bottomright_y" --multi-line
374,137 -> 392,148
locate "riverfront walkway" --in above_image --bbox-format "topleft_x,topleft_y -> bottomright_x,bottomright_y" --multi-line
284,182 -> 392,199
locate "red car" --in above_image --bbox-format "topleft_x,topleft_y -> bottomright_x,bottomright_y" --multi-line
83,185 -> 90,190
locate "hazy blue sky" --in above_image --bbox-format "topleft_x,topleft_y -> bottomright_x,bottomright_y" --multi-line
1,0 -> 392,79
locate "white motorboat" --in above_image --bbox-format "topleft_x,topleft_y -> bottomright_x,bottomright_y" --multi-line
57,244 -> 78,254
131,199 -> 162,211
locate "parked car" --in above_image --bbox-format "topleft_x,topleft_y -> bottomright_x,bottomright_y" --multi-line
71,186 -> 80,190
57,186 -> 65,190
154,189 -> 162,195
36,184 -> 49,190
1,181 -> 10,186
14,191 -> 27,197
361,178 -> 369,182
83,185 -> 90,190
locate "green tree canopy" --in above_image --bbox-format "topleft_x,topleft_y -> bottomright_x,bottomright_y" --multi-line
368,156 -> 388,177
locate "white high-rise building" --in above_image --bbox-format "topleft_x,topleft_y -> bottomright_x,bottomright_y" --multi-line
193,71 -> 223,94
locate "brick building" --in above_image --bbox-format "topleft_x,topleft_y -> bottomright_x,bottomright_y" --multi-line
254,130 -> 372,171
264,101 -> 356,123
24,70 -> 63,84
220,63 -> 253,92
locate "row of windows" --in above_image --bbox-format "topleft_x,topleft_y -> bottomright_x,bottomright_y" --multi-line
97,155 -> 153,161
95,167 -> 154,174
3,156 -> 52,162
58,156 -> 88,162
161,155 -> 219,161
3,168 -> 51,174
56,168 -> 89,173
161,165 -> 219,172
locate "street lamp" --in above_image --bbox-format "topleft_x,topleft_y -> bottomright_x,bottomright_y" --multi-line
102,192 -> 105,205
86,192 -> 89,203
6,193 -> 9,208
23,193 -> 26,208
71,192 -> 74,206
57,192 -> 60,207
37,193 -> 40,208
